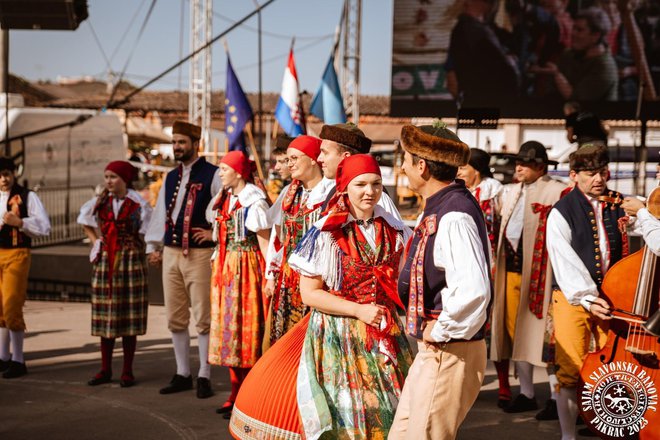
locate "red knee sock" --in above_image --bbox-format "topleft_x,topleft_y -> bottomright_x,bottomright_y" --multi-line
494,359 -> 512,400
225,367 -> 241,407
100,337 -> 115,375
121,336 -> 137,378
223,367 -> 251,408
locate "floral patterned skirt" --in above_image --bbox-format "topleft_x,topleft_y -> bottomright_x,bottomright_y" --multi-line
297,309 -> 413,440
266,261 -> 308,349
209,248 -> 265,367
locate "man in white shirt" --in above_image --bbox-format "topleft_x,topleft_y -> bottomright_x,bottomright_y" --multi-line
0,157 -> 51,379
145,121 -> 221,398
546,144 -> 629,440
389,121 -> 491,440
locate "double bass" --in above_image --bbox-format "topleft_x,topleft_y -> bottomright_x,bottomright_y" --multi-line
578,187 -> 660,439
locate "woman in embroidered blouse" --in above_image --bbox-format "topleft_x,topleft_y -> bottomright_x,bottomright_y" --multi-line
203,151 -> 271,417
228,154 -> 412,440
77,161 -> 152,388
262,135 -> 333,350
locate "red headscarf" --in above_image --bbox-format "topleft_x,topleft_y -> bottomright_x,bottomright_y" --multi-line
221,151 -> 255,182
105,161 -> 137,188
323,154 -> 381,231
288,135 -> 322,161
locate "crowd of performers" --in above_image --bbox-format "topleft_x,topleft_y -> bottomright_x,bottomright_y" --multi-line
0,118 -> 659,440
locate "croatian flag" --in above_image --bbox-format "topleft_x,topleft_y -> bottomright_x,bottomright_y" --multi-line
275,49 -> 305,136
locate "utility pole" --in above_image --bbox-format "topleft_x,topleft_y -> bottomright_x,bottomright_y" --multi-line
252,0 -> 263,154
189,0 -> 212,152
341,0 -> 361,124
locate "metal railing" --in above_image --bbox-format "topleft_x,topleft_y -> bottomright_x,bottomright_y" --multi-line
32,185 -> 95,247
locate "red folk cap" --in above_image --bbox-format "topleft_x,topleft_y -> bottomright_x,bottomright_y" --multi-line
335,154 -> 381,192
287,135 -> 322,161
105,161 -> 137,187
221,151 -> 255,181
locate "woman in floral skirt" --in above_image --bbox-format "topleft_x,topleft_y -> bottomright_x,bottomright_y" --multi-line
229,154 -> 412,440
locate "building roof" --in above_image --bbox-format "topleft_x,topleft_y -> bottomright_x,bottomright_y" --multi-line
10,75 -> 391,116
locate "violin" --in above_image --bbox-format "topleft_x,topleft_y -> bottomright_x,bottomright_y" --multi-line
578,186 -> 660,439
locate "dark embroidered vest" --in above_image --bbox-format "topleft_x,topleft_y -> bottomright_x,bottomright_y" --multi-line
0,185 -> 31,249
164,158 -> 217,249
398,181 -> 492,340
553,186 -> 626,288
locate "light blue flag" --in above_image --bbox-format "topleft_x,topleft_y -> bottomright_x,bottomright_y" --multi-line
310,55 -> 346,124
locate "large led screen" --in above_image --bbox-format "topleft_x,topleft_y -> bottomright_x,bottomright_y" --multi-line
390,0 -> 660,119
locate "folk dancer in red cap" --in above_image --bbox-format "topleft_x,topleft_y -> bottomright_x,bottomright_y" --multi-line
0,157 -> 50,379
229,154 -> 413,439
389,122 -> 491,440
262,135 -> 334,350
203,151 -> 271,417
457,148 -> 509,405
489,141 -> 566,418
145,121 -> 221,398
78,160 -> 152,387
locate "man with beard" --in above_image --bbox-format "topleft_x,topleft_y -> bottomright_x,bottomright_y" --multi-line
146,121 -> 221,399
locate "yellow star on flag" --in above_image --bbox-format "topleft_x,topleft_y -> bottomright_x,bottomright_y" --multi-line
229,105 -> 236,113
227,126 -> 234,133
231,115 -> 238,123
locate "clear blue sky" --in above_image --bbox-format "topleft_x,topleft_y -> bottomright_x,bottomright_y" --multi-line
10,0 -> 394,96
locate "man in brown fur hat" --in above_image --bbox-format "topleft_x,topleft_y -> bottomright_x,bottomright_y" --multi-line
389,121 -> 491,439
317,122 -> 402,220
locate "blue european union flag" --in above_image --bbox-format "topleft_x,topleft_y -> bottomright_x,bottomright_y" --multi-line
310,55 -> 346,124
225,56 -> 253,152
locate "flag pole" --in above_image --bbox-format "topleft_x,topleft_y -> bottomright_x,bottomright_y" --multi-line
272,119 -> 279,139
245,121 -> 265,181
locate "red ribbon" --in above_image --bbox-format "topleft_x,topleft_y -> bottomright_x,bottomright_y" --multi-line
181,183 -> 202,257
373,264 -> 405,310
617,215 -> 630,258
405,214 -> 437,337
8,194 -> 22,247
528,203 -> 552,319
214,190 -> 233,279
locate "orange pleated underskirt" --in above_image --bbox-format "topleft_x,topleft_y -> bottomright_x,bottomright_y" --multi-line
229,314 -> 310,440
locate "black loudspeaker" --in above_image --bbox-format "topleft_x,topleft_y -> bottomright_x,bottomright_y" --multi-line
0,0 -> 88,30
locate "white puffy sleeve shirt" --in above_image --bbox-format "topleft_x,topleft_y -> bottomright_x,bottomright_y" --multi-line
77,190 -> 153,236
0,190 -> 51,238
429,211 -> 491,343
636,208 -> 660,256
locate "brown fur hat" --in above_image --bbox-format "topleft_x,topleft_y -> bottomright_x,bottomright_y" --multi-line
400,121 -> 469,167
275,135 -> 295,149
320,123 -> 372,154
172,120 -> 202,141
569,143 -> 610,172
